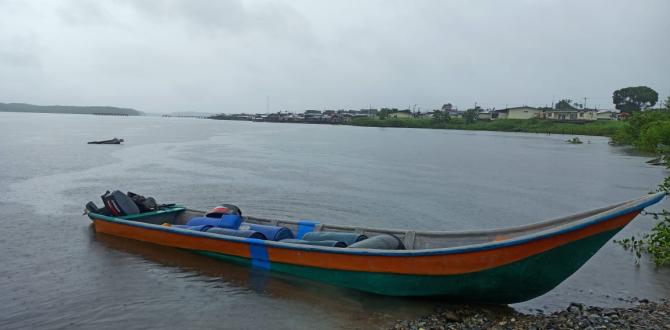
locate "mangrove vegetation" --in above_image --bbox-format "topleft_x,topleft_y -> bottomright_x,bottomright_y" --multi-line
348,117 -> 623,136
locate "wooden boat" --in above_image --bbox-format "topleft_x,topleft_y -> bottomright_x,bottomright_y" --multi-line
87,138 -> 124,144
86,192 -> 665,303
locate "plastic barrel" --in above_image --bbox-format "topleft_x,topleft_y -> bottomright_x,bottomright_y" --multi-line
280,239 -> 347,248
186,215 -> 242,229
348,234 -> 405,250
240,223 -> 295,241
205,227 -> 267,240
173,224 -> 213,232
302,232 -> 368,246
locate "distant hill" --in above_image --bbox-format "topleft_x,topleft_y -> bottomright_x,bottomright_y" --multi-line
0,103 -> 142,116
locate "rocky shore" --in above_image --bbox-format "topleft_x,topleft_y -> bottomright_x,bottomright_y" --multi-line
391,300 -> 670,330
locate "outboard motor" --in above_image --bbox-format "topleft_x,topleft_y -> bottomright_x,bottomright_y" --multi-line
85,201 -> 109,215
101,190 -> 140,216
127,191 -> 158,212
87,190 -> 170,216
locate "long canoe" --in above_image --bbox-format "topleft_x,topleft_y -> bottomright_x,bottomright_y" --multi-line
86,192 -> 665,303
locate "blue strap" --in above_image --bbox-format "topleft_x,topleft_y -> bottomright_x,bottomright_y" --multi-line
248,239 -> 270,270
297,220 -> 318,239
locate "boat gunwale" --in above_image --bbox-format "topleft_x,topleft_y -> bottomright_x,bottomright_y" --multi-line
246,200 -> 625,237
88,192 -> 665,257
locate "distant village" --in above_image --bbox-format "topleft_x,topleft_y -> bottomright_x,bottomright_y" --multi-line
208,103 -> 620,124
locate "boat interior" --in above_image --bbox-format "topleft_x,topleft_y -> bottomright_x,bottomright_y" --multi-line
105,194 -> 650,251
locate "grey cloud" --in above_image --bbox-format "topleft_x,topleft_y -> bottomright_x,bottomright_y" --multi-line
57,0 -> 113,26
121,0 -> 314,42
0,33 -> 41,68
0,0 -> 668,113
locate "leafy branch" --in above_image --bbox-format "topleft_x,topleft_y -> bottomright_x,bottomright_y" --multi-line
614,180 -> 670,266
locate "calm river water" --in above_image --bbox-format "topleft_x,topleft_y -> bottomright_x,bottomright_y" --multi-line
1,112 -> 669,329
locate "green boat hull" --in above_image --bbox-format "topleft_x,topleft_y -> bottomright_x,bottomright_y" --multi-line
195,228 -> 620,304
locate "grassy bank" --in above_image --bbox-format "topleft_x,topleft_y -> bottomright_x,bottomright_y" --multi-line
348,117 -> 623,136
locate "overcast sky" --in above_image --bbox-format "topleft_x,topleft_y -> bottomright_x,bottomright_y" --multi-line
0,0 -> 668,113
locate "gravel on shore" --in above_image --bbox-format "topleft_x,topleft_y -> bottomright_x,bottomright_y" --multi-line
391,300 -> 670,330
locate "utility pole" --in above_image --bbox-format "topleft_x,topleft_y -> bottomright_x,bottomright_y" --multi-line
583,97 -> 588,109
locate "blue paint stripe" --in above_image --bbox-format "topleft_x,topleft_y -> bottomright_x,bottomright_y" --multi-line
248,239 -> 270,270
297,220 -> 318,239
91,192 -> 665,257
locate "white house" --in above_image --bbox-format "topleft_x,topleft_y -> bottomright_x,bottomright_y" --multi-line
419,112 -> 435,119
478,112 -> 492,120
492,106 -> 542,120
389,111 -> 412,118
507,106 -> 543,119
544,109 -> 598,121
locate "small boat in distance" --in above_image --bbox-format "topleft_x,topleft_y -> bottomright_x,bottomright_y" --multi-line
88,138 -> 124,144
85,192 -> 665,303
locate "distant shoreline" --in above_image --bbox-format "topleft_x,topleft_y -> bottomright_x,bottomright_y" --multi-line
0,102 -> 141,116
2,109 -> 623,138
210,115 -> 623,137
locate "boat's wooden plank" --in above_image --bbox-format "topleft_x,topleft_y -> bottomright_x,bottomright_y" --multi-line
403,231 -> 416,250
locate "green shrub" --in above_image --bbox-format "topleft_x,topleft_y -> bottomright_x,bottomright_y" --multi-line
616,201 -> 670,266
612,110 -> 670,149
635,120 -> 670,152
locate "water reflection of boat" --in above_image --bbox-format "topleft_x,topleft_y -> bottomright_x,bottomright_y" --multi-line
93,229 -> 303,294
92,230 -> 436,323
87,138 -> 124,144
86,192 -> 665,303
